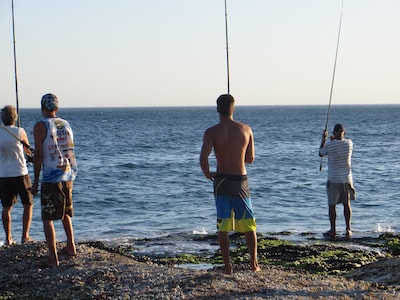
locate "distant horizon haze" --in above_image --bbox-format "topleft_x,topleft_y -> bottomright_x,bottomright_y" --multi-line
1,1 -> 399,108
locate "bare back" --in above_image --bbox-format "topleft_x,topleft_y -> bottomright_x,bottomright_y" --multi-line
201,117 -> 254,176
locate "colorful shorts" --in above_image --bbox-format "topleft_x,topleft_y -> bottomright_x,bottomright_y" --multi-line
41,181 -> 74,221
0,175 -> 33,207
326,181 -> 356,206
213,174 -> 256,233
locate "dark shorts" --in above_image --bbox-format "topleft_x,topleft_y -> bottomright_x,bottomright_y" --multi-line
0,175 -> 33,207
213,174 -> 256,233
41,181 -> 74,221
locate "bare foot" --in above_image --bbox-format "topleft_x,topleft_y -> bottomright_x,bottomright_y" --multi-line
6,239 -> 16,246
251,262 -> 261,272
22,236 -> 34,244
223,263 -> 232,275
59,247 -> 77,257
346,230 -> 352,239
38,258 -> 59,268
323,230 -> 336,239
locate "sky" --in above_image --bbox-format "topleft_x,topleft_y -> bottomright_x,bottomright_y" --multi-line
0,0 -> 399,108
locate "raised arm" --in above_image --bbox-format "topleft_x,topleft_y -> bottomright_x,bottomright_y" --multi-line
319,130 -> 328,157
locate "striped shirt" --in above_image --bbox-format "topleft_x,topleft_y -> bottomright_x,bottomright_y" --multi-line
319,138 -> 353,184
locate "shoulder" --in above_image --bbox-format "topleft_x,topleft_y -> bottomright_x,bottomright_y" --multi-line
18,127 -> 27,135
341,138 -> 352,145
234,119 -> 250,127
33,120 -> 46,129
205,123 -> 221,134
58,118 -> 71,127
8,126 -> 21,136
33,121 -> 47,137
235,120 -> 253,133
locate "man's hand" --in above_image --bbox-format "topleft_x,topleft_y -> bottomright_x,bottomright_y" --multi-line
31,182 -> 39,195
320,130 -> 328,148
207,171 -> 217,181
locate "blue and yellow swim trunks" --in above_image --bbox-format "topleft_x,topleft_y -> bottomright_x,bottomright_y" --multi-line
213,174 -> 256,233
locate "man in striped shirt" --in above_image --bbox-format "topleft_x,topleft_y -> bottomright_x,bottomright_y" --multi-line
319,123 -> 356,239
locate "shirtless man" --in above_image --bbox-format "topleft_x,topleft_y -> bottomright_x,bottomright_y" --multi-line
200,94 -> 260,275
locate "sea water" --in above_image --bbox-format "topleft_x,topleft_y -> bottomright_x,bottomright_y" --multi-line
1,105 -> 399,254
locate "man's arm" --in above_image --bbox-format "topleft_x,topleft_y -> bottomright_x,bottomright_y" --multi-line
199,130 -> 215,180
31,122 -> 45,194
319,130 -> 328,157
20,129 -> 33,157
244,127 -> 255,164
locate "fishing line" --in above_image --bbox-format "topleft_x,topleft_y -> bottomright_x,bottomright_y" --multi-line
320,0 -> 344,171
224,0 -> 230,94
0,123 -> 34,162
11,0 -> 21,127
0,124 -> 33,152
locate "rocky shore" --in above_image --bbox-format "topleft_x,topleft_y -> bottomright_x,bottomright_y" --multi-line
0,236 -> 399,299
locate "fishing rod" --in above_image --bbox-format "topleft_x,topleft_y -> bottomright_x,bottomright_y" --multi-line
11,0 -> 21,127
224,0 -> 230,94
0,123 -> 34,162
320,0 -> 344,171
0,124 -> 33,152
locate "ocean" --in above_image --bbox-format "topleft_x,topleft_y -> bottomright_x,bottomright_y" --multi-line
1,105 -> 399,256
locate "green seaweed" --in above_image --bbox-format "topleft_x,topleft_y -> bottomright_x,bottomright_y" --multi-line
103,234 -> 400,276
387,237 -> 400,255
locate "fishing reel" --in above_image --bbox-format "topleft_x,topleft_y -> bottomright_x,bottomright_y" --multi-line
26,152 -> 34,163
24,145 -> 35,164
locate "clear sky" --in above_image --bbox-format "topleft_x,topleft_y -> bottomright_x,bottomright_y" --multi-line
1,0 -> 399,108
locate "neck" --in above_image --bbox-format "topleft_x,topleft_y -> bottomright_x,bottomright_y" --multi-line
219,114 -> 233,122
43,111 -> 57,118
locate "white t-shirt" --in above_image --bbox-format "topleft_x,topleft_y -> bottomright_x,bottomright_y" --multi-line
0,125 -> 28,177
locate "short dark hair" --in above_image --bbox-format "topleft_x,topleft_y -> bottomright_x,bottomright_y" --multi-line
1,105 -> 18,126
333,123 -> 345,133
217,94 -> 235,116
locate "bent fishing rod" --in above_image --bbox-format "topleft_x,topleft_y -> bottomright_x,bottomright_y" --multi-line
11,0 -> 21,127
320,0 -> 344,171
224,0 -> 230,94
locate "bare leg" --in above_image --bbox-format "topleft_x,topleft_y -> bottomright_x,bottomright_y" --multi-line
21,204 -> 33,243
343,202 -> 352,237
328,205 -> 336,235
245,231 -> 261,272
2,206 -> 14,245
61,215 -> 76,256
218,231 -> 232,275
43,220 -> 59,266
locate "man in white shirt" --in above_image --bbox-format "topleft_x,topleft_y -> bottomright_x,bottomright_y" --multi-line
319,123 -> 356,239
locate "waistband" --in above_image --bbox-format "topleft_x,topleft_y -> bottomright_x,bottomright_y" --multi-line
215,173 -> 247,181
